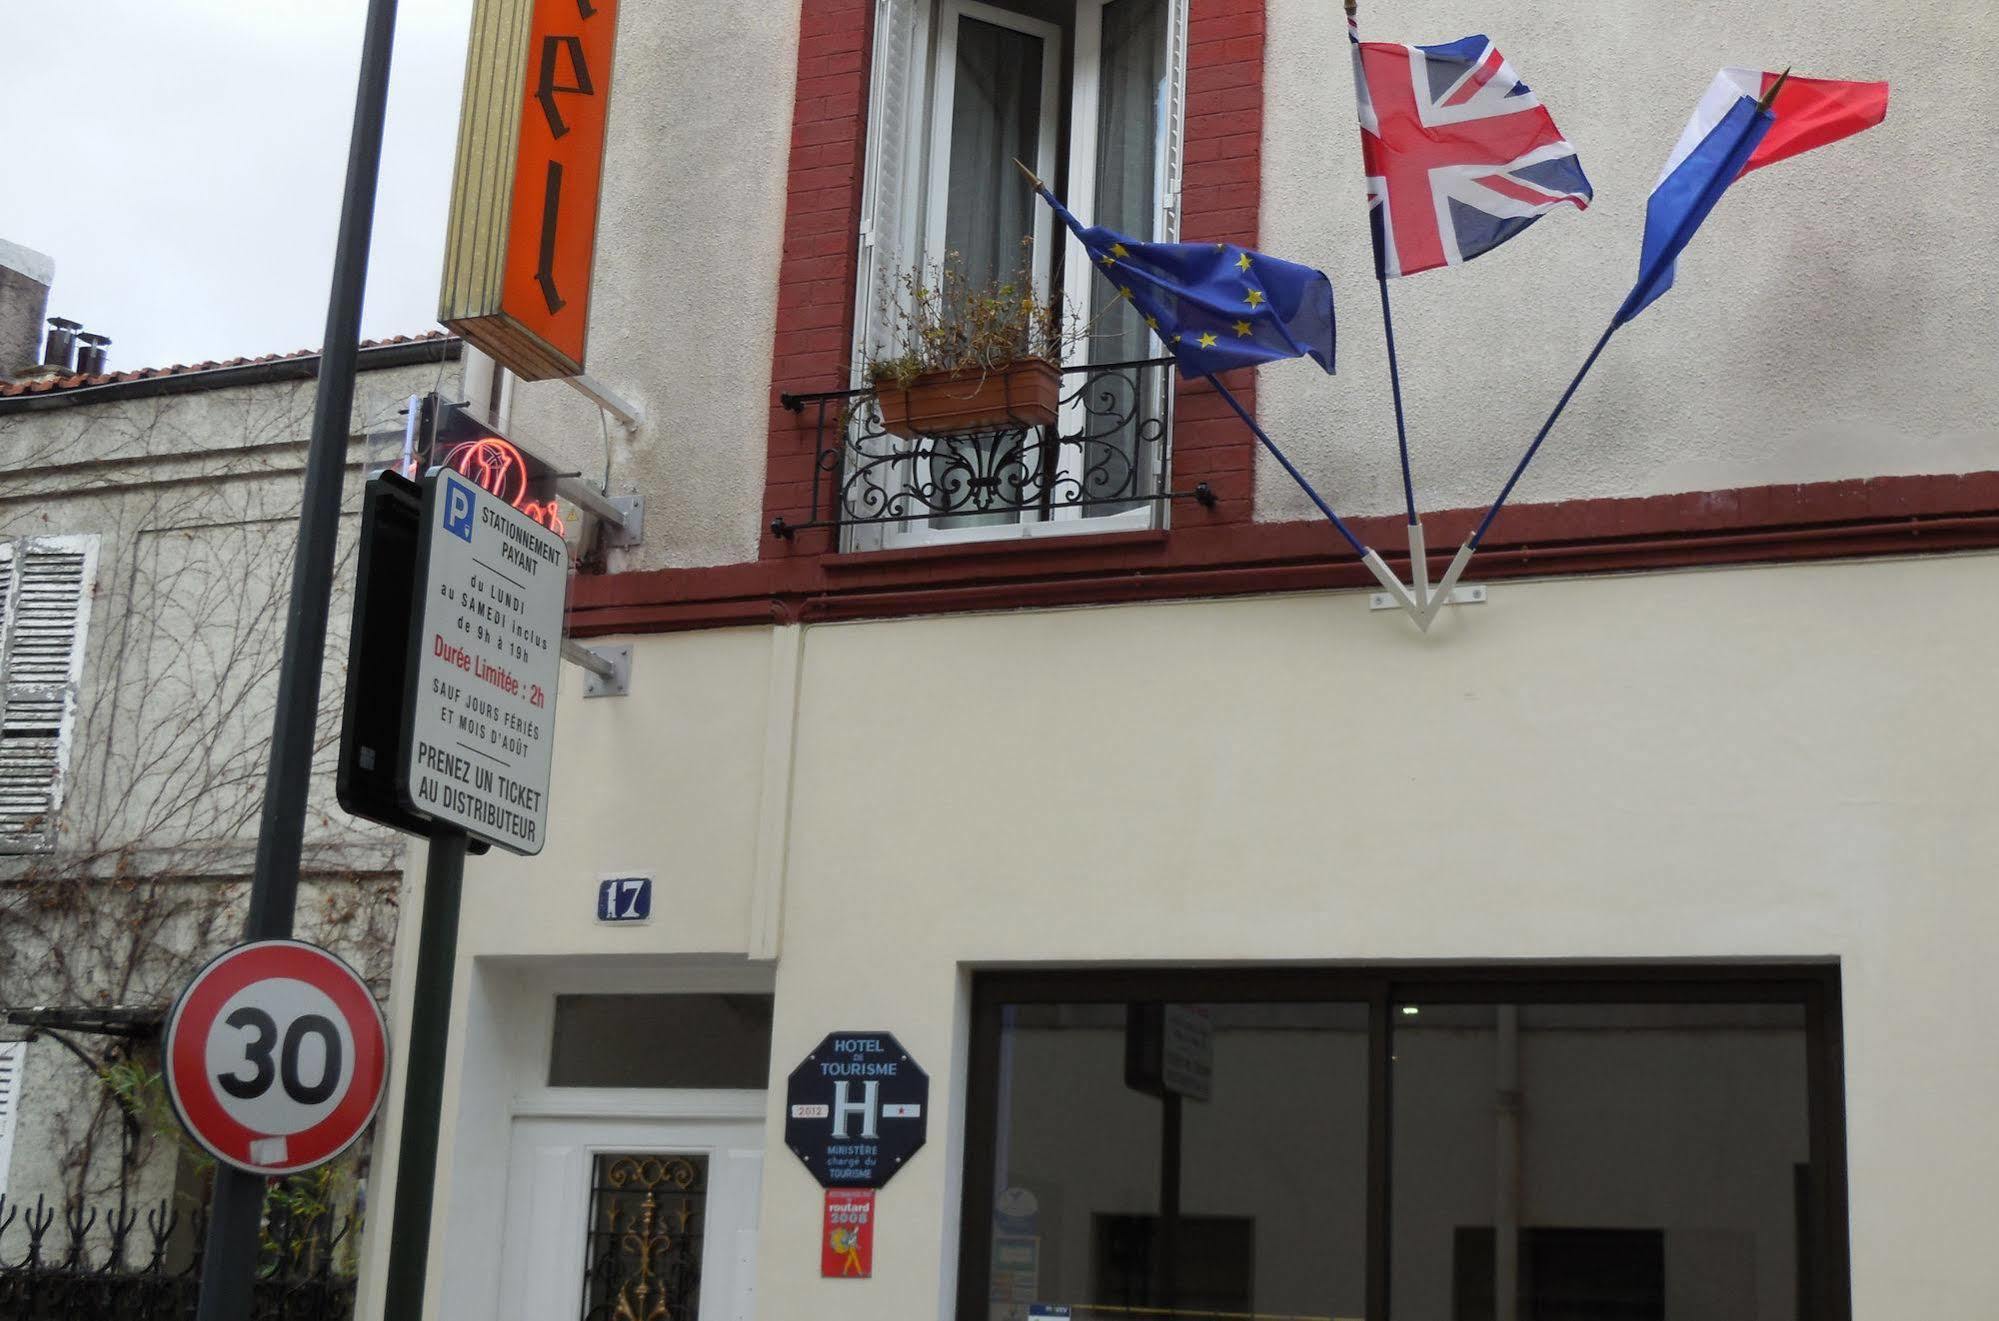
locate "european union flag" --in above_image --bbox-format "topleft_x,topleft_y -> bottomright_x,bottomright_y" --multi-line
1035,183 -> 1335,377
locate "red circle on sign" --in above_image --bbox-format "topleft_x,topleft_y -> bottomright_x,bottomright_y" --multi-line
164,940 -> 389,1177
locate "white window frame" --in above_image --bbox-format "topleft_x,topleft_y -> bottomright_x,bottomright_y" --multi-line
886,0 -> 1065,552
852,0 -> 934,382
1044,0 -> 1186,535
922,0 -> 1063,299
0,534 -> 99,854
850,0 -> 1190,553
0,1041 -> 23,1199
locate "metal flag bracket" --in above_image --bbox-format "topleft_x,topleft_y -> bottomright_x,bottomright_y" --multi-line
1366,525 -> 1486,631
1372,583 -> 1486,615
1361,549 -> 1419,614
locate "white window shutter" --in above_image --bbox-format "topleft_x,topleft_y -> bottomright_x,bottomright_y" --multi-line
0,537 -> 97,850
0,1041 -> 23,1199
1159,0 -> 1189,240
851,0 -> 929,374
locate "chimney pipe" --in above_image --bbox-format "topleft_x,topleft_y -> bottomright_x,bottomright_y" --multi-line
43,317 -> 80,373
75,332 -> 110,376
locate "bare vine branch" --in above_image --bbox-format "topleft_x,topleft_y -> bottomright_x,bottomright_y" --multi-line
0,379 -> 411,1213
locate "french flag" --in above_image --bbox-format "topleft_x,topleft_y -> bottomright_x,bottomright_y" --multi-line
1618,68 -> 1889,324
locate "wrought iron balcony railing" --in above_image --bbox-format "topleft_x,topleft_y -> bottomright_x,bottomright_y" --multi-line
772,356 -> 1214,539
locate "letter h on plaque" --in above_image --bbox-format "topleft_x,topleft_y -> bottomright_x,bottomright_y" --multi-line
830,1080 -> 880,1140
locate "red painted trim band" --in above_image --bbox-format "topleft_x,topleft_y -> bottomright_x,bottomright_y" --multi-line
572,472 -> 1999,637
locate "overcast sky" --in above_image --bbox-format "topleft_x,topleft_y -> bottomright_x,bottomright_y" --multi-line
0,0 -> 475,372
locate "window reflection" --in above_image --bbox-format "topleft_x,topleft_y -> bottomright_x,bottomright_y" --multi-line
1390,1003 -> 1812,1321
989,1002 -> 1370,1321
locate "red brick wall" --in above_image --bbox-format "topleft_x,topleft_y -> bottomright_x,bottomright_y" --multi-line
763,0 -> 874,555
761,0 -> 1267,557
1171,0 -> 1265,525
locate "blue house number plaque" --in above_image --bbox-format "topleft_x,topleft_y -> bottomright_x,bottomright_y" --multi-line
597,875 -> 652,923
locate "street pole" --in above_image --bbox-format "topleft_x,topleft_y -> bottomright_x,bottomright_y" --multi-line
193,0 -> 402,1315
379,828 -> 468,1319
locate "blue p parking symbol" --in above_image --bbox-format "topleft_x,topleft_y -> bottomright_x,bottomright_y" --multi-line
442,476 -> 476,542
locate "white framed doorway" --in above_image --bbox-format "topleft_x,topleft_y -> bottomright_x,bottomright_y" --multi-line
417,957 -> 777,1321
496,1107 -> 765,1321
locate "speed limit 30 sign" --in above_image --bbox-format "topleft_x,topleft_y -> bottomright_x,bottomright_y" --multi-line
164,940 -> 389,1176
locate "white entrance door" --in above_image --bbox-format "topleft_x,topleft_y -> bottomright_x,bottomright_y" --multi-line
496,1115 -> 765,1321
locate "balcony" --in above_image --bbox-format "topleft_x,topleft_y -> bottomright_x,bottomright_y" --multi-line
772,357 -> 1214,542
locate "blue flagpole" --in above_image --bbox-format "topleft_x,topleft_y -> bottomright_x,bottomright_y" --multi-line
1468,317 -> 1619,549
1462,74 -> 1787,557
1348,0 -> 1420,531
1017,156 -> 1368,557
1019,155 -> 1425,618
1205,373 -> 1368,558
1376,275 -> 1420,528
1348,0 -> 1428,617
1420,314 -> 1617,613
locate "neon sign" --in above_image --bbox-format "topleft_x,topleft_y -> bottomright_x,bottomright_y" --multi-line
438,436 -> 566,537
415,399 -> 569,539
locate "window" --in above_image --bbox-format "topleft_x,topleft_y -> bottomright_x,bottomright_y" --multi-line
847,0 -> 1187,548
548,993 -> 774,1089
960,968 -> 1850,1321
0,536 -> 97,852
1394,1002 -> 1815,1321
581,1152 -> 708,1321
0,1041 -> 23,1199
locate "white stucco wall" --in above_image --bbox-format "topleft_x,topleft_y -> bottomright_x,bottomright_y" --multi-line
502,0 -> 803,572
1257,0 -> 1999,524
367,549 -> 1999,1320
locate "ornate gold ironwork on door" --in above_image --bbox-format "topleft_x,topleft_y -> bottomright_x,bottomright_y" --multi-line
581,1153 -> 708,1321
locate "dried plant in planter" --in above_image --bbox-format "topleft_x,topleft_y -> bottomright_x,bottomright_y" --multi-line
864,245 -> 1076,439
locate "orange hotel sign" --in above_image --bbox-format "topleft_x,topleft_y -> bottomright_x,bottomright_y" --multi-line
439,0 -> 618,380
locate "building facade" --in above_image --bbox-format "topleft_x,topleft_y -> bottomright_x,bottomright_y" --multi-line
353,1 -> 1997,1319
0,310 -> 460,1227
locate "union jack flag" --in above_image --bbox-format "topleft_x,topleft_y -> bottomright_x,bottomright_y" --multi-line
1351,29 -> 1592,278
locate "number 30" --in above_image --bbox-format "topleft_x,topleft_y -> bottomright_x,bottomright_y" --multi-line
217,1008 -> 343,1105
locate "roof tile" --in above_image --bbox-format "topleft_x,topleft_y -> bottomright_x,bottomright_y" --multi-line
0,330 -> 456,399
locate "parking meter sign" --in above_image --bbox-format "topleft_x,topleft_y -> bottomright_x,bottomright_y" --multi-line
398,470 -> 565,855
441,475 -> 476,540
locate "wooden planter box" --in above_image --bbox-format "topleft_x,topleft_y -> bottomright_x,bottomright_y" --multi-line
872,357 -> 1062,440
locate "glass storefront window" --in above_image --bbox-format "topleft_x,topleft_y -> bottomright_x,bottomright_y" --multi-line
1390,1003 -> 1810,1321
961,971 -> 1847,1321
987,1002 -> 1370,1321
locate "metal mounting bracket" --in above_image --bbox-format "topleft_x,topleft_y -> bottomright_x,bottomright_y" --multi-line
554,478 -> 643,547
561,372 -> 643,433
603,494 -> 643,548
563,641 -> 631,697
1372,583 -> 1487,612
